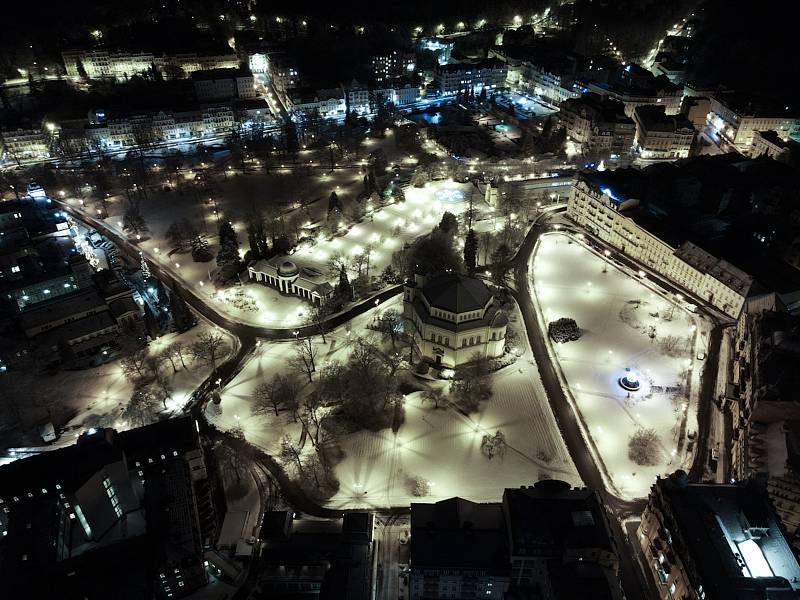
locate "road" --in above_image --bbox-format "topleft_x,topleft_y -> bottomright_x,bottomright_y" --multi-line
511,215 -> 655,600
375,513 -> 410,600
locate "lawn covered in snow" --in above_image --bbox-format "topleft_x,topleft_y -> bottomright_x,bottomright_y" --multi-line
531,232 -> 704,499
208,294 -> 580,508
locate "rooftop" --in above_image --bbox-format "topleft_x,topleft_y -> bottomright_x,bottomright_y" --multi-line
410,497 -> 508,572
421,273 -> 492,314
655,472 -> 800,598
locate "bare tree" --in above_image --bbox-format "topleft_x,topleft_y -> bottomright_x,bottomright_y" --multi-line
298,393 -> 327,449
123,385 -> 159,427
168,341 -> 189,369
152,371 -> 173,409
191,332 -> 229,372
407,474 -> 431,497
288,336 -> 317,382
481,430 -> 507,460
159,347 -> 179,373
422,388 -> 447,409
120,347 -> 151,382
658,335 -> 687,358
279,434 -> 305,477
252,375 -> 288,416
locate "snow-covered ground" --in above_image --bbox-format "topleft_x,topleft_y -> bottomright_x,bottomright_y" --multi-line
1,317 -> 236,456
531,232 -> 704,499
209,294 -> 580,508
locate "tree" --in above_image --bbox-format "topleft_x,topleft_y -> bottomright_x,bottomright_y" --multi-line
190,234 -> 213,262
252,373 -> 299,417
464,228 -> 478,275
628,428 -> 661,466
123,385 -> 159,427
422,387 -> 447,409
169,285 -> 195,332
490,243 -> 513,285
216,221 -> 241,282
279,434 -> 305,476
120,347 -> 151,382
406,230 -> 463,276
166,219 -> 196,253
123,204 -> 148,236
167,341 -> 189,369
288,336 -> 317,383
57,339 -> 77,367
450,355 -> 493,413
438,211 -> 459,236
481,430 -> 507,459
336,265 -> 353,303
407,475 -> 430,497
191,332 -> 229,373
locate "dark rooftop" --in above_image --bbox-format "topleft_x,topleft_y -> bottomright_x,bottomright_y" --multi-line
421,273 -> 492,314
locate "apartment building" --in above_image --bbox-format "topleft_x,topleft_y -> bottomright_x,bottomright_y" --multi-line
191,67 -> 255,102
633,105 -> 695,160
580,64 -> 683,117
286,88 -> 346,118
708,92 -> 800,153
434,59 -> 507,95
372,49 -> 415,81
62,49 -> 239,81
559,93 -> 635,157
0,417 -> 215,599
409,482 -> 624,600
639,471 -> 800,600
0,127 -> 50,161
566,175 -> 753,318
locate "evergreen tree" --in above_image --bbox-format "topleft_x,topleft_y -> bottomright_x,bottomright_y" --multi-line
169,284 -> 195,332
328,191 -> 341,213
190,235 -> 213,262
216,221 -> 241,281
143,303 -> 161,339
479,87 -> 487,103
464,228 -> 478,275
338,266 -> 353,302
76,59 -> 88,80
57,339 -> 76,366
153,277 -> 168,306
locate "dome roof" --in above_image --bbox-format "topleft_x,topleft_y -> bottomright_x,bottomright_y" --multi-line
422,274 -> 492,314
278,260 -> 299,277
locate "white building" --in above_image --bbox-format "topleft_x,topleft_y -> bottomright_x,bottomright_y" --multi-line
518,61 -> 579,104
566,178 -> 753,318
708,93 -> 800,153
61,49 -> 239,81
633,105 -> 694,160
287,88 -> 346,118
434,60 -> 507,96
403,273 -> 507,368
0,127 -> 50,161
248,258 -> 333,305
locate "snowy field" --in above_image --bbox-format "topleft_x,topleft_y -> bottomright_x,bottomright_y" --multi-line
531,232 -> 703,498
209,295 -> 580,508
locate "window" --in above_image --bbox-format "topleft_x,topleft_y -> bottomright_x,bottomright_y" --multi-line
10,266 -> 20,273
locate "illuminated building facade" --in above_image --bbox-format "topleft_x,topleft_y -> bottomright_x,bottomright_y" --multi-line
62,49 -> 240,81
707,93 -> 800,153
403,273 -> 507,368
633,105 -> 694,160
566,177 -> 753,318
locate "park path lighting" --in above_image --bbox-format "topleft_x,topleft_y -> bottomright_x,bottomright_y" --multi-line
175,262 -> 180,268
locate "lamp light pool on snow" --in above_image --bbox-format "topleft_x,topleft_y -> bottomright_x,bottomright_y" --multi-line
618,368 -> 642,392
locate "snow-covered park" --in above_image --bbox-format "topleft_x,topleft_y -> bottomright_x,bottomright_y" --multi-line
207,294 -> 580,508
68,170 -> 472,327
531,231 -> 705,498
